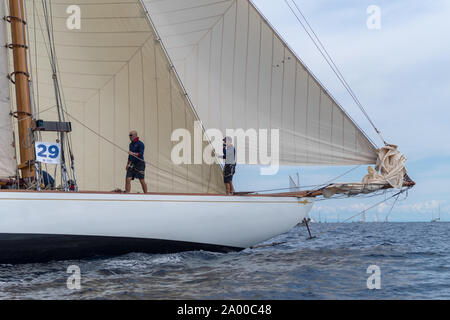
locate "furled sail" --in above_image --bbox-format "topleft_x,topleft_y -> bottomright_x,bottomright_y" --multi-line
0,1 -> 16,179
143,0 -> 378,166
18,0 -> 224,193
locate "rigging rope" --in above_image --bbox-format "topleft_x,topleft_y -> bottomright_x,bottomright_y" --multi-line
0,105 -> 56,131
238,165 -> 362,194
38,0 -> 78,190
63,107 -> 370,195
307,188 -> 409,238
62,109 -> 216,186
383,191 -> 402,222
284,0 -> 387,146
252,186 -> 410,249
337,188 -> 408,224
30,0 -> 51,186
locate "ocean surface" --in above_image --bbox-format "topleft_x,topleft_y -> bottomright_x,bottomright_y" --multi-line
1,222 -> 449,300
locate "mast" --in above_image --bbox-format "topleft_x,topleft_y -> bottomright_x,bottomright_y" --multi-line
7,0 -> 35,180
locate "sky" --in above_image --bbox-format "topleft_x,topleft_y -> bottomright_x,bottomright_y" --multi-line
234,0 -> 450,222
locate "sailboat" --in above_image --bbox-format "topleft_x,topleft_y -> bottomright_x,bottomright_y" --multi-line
359,210 -> 366,223
431,204 -> 441,222
0,0 -> 414,264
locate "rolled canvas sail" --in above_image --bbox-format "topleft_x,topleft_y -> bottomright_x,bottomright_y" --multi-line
0,1 -> 16,179
22,0 -> 224,193
143,0 -> 378,166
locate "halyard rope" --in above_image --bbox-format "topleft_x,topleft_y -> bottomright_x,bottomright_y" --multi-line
62,109 -> 213,184
283,0 -> 387,146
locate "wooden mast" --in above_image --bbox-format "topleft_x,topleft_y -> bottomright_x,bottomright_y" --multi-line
8,0 -> 35,180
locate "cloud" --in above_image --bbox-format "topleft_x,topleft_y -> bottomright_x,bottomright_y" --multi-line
377,202 -> 388,214
253,0 -> 450,159
396,200 -> 444,214
312,202 -> 372,214
310,197 -> 447,221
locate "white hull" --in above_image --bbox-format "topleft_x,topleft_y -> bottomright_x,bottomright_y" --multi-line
0,191 -> 313,263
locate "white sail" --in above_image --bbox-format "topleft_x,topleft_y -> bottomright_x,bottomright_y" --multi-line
0,2 -> 16,179
20,0 -> 224,193
143,0 -> 378,166
0,0 -> 391,264
9,0 -> 379,191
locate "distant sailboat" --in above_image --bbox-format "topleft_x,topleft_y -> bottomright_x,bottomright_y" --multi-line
0,0 -> 414,263
431,204 -> 441,222
359,210 -> 366,223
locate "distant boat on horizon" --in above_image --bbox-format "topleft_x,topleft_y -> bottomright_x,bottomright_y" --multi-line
359,211 -> 366,223
431,204 -> 441,222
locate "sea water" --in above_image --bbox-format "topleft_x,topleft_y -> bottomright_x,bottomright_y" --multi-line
1,222 -> 449,300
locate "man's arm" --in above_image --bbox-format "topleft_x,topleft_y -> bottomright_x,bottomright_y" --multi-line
138,142 -> 145,158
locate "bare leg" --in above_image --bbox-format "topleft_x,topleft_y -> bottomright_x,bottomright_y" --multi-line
125,177 -> 132,193
230,182 -> 235,194
140,179 -> 148,194
225,183 -> 231,195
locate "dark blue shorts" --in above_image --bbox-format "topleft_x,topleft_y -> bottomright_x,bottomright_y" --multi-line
224,164 -> 236,183
126,161 -> 146,180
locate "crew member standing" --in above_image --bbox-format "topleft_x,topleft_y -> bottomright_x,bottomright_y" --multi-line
125,130 -> 148,193
221,136 -> 236,195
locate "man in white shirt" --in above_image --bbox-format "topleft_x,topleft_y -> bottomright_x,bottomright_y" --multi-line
220,136 -> 236,195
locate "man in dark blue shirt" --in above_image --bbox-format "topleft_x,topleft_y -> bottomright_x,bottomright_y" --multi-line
125,130 -> 148,193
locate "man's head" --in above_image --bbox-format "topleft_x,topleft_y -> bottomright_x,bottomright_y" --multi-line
223,136 -> 233,147
129,130 -> 138,141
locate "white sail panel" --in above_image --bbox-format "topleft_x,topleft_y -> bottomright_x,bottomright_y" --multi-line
0,2 -> 16,179
143,0 -> 378,166
22,0 -> 224,193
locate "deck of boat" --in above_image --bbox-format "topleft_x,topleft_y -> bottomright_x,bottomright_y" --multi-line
0,189 -> 316,198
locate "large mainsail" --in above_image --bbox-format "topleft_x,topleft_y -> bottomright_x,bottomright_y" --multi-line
5,0 -> 379,191
0,1 -> 16,179
143,0 -> 378,166
0,0 -> 413,264
11,0 -> 225,193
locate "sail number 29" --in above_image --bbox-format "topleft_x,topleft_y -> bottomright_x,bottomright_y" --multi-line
37,144 -> 60,159
35,142 -> 61,164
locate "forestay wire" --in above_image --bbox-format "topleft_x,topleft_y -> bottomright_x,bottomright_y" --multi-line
62,110 -> 207,185
236,165 -> 362,194
283,0 -> 388,146
252,187 -> 411,249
